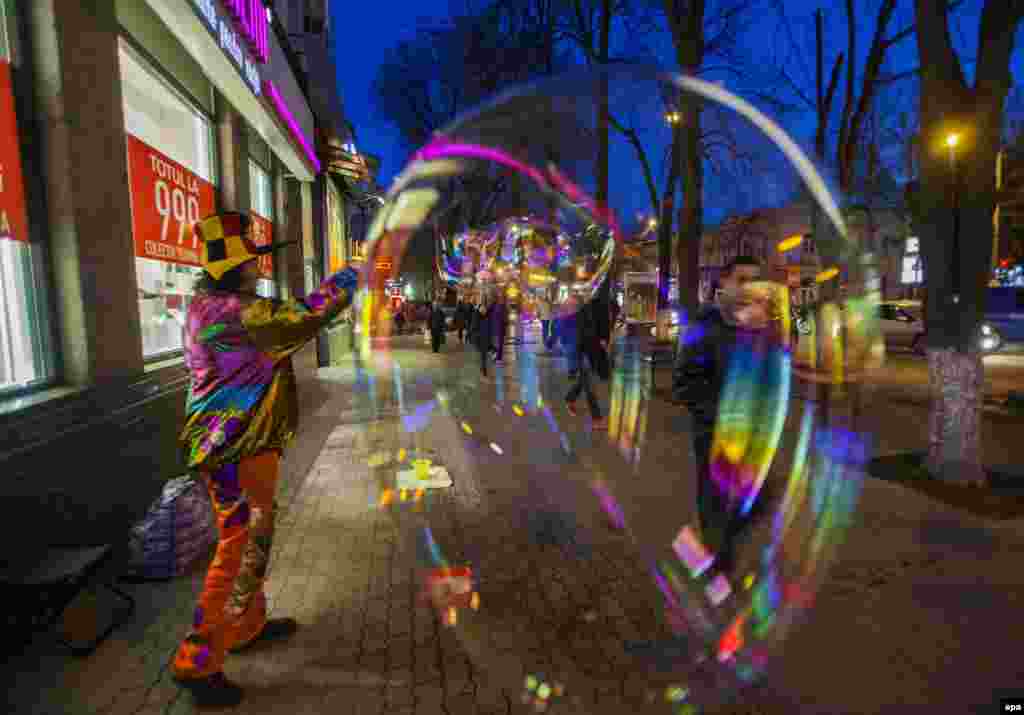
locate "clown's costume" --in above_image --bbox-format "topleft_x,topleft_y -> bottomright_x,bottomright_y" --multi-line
171,212 -> 358,707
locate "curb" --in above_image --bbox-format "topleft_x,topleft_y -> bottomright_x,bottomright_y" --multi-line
648,365 -> 1024,422
871,388 -> 1024,422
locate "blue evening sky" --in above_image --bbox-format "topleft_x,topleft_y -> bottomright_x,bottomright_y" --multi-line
331,0 -> 1024,226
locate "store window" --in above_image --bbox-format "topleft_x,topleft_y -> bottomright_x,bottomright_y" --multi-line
120,41 -> 216,359
0,4 -> 56,394
326,178 -> 346,274
249,159 -> 276,297
901,236 -> 922,285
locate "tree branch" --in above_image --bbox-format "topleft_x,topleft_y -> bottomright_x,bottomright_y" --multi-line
838,0 -> 857,169
881,0 -> 965,50
607,112 -> 659,217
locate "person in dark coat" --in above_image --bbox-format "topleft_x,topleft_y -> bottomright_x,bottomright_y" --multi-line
429,300 -> 447,353
490,294 -> 509,364
672,255 -> 767,578
557,302 -> 579,378
564,290 -> 610,428
474,296 -> 493,378
466,296 -> 479,345
454,298 -> 468,343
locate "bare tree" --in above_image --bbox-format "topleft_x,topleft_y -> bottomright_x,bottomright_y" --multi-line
913,0 -> 1024,484
659,0 -> 767,323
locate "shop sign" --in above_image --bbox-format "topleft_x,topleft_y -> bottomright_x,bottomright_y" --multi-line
126,134 -> 216,266
0,62 -> 29,244
191,0 -> 264,96
251,212 -> 274,279
375,258 -> 393,273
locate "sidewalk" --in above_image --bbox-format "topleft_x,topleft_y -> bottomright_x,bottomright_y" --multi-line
6,334 -> 1024,714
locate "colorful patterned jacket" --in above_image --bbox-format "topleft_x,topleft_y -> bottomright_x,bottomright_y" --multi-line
180,267 -> 358,470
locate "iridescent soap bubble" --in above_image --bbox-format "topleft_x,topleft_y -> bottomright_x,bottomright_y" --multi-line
344,65 -> 882,711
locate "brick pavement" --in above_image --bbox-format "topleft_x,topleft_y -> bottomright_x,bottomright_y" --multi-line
7,329 -> 1024,715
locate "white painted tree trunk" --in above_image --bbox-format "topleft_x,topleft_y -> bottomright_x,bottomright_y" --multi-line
925,347 -> 985,486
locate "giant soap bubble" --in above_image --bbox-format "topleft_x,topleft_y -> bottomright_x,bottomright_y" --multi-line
346,66 -> 883,711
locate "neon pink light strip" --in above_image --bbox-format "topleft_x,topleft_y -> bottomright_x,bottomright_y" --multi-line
263,79 -> 321,173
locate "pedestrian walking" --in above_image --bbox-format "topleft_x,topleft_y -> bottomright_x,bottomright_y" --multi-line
429,299 -> 447,353
671,255 -> 774,579
557,300 -> 580,379
173,212 -> 359,708
491,293 -> 509,364
565,289 -> 611,429
475,295 -> 494,378
454,297 -> 465,343
538,292 -> 554,350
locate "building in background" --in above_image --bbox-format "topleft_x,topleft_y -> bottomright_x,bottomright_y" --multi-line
0,0 -> 337,549
275,0 -> 390,357
699,201 -> 909,304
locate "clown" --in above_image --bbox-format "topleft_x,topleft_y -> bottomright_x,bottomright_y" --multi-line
171,211 -> 359,707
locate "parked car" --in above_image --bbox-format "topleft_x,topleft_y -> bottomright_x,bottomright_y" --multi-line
878,302 -> 925,353
885,288 -> 1024,355
983,287 -> 1024,352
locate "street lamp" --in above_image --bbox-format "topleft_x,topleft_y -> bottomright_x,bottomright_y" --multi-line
665,111 -> 681,125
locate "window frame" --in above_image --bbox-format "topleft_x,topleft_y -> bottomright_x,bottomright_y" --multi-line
119,35 -> 218,185
247,158 -> 276,298
120,37 -> 218,363
0,0 -> 60,400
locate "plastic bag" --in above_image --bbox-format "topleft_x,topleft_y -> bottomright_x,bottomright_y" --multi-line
126,475 -> 216,580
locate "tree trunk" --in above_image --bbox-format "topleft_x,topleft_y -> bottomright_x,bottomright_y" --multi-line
657,128 -> 681,316
676,98 -> 702,317
596,0 -> 616,300
912,0 -> 1023,484
925,348 -> 984,484
667,0 -> 704,319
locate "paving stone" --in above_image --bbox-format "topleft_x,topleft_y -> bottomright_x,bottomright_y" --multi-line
413,684 -> 445,711
443,693 -> 478,715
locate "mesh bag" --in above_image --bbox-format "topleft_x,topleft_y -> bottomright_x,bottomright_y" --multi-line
126,475 -> 216,580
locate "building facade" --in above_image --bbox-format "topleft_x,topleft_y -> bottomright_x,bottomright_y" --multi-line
0,0 -> 350,546
700,201 -> 911,304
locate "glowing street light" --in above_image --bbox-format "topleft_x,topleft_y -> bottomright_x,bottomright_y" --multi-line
665,111 -> 681,125
647,217 -> 658,230
945,133 -> 960,149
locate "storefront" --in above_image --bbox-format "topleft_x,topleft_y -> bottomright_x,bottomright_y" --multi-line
0,0 -> 321,545
120,0 -> 316,359
0,1 -> 53,396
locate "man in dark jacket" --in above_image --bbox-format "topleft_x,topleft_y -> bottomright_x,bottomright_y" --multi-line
491,294 -> 509,364
672,255 -> 762,577
429,300 -> 447,353
475,297 -> 493,378
557,305 -> 579,378
454,297 -> 467,343
565,289 -> 611,428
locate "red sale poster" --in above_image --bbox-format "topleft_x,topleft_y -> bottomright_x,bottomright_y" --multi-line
251,212 -> 274,279
126,134 -> 216,266
0,61 -> 29,244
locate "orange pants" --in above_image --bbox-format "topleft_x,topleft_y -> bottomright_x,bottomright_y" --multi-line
173,451 -> 280,679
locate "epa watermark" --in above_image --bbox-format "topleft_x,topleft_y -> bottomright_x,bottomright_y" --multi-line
1001,697 -> 1024,713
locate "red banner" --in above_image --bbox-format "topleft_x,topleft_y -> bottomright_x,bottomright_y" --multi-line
0,62 -> 29,243
251,212 -> 274,279
126,134 -> 216,266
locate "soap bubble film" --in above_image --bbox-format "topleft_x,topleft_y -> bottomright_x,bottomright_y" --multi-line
344,66 -> 883,711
